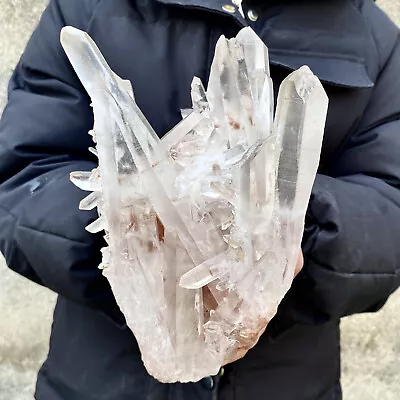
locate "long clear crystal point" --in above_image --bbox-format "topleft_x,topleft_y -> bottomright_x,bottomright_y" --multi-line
274,65 -> 328,283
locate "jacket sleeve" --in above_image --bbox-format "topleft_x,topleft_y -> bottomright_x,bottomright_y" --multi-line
0,0 -> 123,323
292,34 -> 400,322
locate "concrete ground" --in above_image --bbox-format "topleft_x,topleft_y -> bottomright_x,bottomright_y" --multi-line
0,1 -> 399,399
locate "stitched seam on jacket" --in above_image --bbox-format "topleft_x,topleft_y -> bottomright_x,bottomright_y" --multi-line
331,33 -> 400,170
354,112 -> 400,138
338,174 -> 400,206
389,274 -> 400,295
308,254 -> 395,278
86,0 -> 102,34
0,203 -> 19,222
17,223 -> 90,245
304,204 -> 321,256
0,206 -> 43,283
0,203 -> 91,246
359,0 -> 381,69
269,48 -> 365,64
354,33 -> 400,131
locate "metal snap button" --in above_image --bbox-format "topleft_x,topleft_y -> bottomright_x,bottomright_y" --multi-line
202,376 -> 215,390
222,4 -> 236,13
248,9 -> 258,21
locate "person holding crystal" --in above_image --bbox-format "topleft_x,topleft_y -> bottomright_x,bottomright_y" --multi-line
0,0 -> 399,399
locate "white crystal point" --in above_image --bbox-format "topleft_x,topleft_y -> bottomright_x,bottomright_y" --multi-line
113,73 -> 135,99
70,169 -> 101,192
88,147 -> 98,157
61,27 -> 135,100
180,109 -> 192,119
60,27 -> 113,94
236,26 -> 270,77
179,251 -> 231,289
88,130 -> 97,143
85,215 -> 106,233
63,26 -> 328,383
79,191 -> 100,211
161,110 -> 204,155
191,77 -> 209,113
279,66 -> 328,213
61,26 -> 161,150
98,246 -> 111,269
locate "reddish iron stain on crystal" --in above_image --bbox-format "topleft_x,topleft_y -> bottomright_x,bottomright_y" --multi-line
202,286 -> 218,323
223,317 -> 269,365
147,241 -> 155,252
228,117 -> 240,130
212,164 -> 221,176
156,215 -> 165,242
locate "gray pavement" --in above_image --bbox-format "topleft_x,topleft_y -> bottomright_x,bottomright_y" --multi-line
0,1 -> 399,399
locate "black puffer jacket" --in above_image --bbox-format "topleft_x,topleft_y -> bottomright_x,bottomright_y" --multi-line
1,0 -> 400,399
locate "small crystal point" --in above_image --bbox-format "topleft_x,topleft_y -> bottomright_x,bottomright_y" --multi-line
113,73 -> 135,99
88,130 -> 97,142
191,77 -> 209,113
179,252 -> 229,289
236,27 -> 270,76
85,215 -> 106,233
70,169 -> 101,192
98,246 -> 111,269
161,111 -> 204,155
79,191 -> 100,210
181,109 -> 192,119
88,147 -> 98,157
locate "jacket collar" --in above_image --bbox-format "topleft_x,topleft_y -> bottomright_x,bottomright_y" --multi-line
155,0 -> 248,26
153,0 -> 375,89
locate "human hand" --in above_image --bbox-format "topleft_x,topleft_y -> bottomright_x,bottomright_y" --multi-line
295,250 -> 304,277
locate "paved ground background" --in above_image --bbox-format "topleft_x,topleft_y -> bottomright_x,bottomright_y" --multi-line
0,1 -> 399,399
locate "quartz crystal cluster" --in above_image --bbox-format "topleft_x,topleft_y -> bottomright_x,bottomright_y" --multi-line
61,26 -> 328,383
